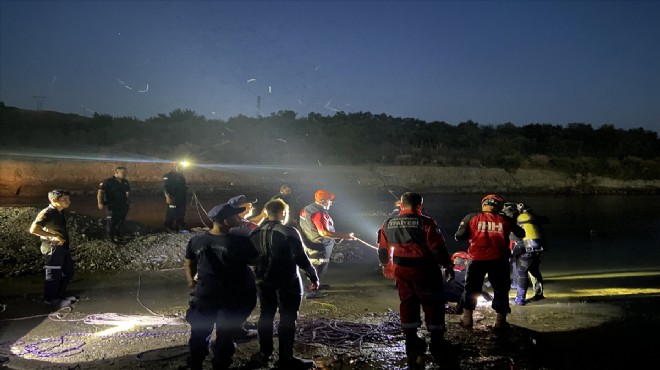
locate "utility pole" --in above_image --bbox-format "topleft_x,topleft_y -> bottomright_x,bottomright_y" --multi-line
257,95 -> 262,118
32,96 -> 46,111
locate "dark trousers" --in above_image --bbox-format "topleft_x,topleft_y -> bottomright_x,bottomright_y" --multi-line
165,199 -> 186,230
105,205 -> 128,236
514,251 -> 544,299
186,289 -> 256,370
396,271 -> 446,332
462,258 -> 510,314
43,247 -> 75,301
186,302 -> 217,370
256,278 -> 303,359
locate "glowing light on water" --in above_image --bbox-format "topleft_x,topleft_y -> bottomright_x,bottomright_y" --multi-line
547,271 -> 660,280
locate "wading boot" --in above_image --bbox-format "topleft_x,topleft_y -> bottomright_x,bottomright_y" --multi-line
275,325 -> 315,369
429,330 -> 444,363
459,309 -> 473,328
404,329 -> 427,369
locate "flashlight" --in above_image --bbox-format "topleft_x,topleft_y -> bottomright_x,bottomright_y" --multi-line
179,160 -> 191,168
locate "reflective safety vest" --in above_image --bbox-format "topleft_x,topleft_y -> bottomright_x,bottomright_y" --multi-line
299,203 -> 334,247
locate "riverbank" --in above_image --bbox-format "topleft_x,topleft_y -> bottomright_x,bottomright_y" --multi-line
1,159 -> 658,197
2,264 -> 659,370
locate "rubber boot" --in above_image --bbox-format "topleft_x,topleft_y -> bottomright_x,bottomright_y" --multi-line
459,309 -> 473,328
404,329 -> 427,370
429,330 -> 444,363
493,313 -> 509,330
275,325 -> 314,369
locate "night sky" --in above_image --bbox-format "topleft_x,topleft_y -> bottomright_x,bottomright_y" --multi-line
2,1 -> 659,131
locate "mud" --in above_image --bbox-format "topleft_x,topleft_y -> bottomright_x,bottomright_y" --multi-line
2,262 -> 659,369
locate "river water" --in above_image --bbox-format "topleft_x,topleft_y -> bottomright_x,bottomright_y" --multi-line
2,191 -> 659,275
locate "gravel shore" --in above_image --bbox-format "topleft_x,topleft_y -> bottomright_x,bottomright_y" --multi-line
0,206 -> 366,277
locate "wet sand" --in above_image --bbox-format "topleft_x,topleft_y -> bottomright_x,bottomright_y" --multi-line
1,261 -> 659,369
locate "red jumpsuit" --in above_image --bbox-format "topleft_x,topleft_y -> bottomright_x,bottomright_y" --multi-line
378,209 -> 452,332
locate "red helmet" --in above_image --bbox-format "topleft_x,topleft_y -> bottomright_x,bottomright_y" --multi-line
314,189 -> 335,202
451,251 -> 473,271
481,194 -> 504,208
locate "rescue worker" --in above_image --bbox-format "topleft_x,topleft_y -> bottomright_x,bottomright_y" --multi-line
507,203 -> 549,305
248,199 -> 319,369
97,166 -> 130,243
185,202 -> 258,370
444,251 -> 492,312
455,194 -> 525,330
298,189 -> 355,298
29,190 -> 79,309
163,162 -> 187,232
377,192 -> 455,366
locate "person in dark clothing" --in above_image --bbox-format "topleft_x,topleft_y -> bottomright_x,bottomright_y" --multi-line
163,162 -> 187,232
29,190 -> 78,309
97,166 -> 130,243
455,194 -> 525,330
185,202 -> 258,370
377,192 -> 455,366
248,199 -> 319,369
298,189 -> 355,297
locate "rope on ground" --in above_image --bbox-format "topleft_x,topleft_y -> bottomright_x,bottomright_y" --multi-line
190,191 -> 211,229
136,274 -> 161,316
295,312 -> 402,351
1,330 -> 190,359
83,313 -> 184,326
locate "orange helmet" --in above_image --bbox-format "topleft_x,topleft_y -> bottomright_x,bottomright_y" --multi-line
481,194 -> 504,208
314,189 -> 335,202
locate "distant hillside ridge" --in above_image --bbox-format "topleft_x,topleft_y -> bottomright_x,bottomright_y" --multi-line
1,103 -> 658,183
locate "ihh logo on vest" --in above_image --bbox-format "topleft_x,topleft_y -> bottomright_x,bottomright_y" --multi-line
477,221 -> 503,233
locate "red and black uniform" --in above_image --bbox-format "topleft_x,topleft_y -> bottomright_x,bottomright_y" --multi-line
98,175 -> 130,238
455,211 -> 524,314
33,205 -> 74,302
377,209 -> 452,332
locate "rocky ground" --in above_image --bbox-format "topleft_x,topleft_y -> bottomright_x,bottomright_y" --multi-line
0,207 -> 368,277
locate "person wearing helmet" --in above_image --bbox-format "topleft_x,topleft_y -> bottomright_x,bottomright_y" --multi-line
454,194 -> 525,330
509,203 -> 550,305
377,192 -> 455,366
298,189 -> 355,298
444,251 -> 493,311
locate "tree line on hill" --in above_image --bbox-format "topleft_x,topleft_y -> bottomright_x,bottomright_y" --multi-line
1,103 -> 658,180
